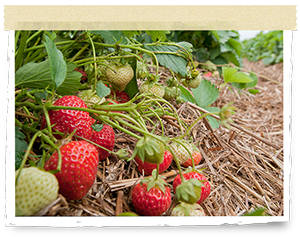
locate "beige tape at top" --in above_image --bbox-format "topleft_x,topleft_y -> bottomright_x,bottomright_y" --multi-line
4,5 -> 297,30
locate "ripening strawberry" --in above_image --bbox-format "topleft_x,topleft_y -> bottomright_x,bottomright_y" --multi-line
181,150 -> 202,168
105,63 -> 134,91
90,124 -> 115,161
173,170 -> 211,205
15,167 -> 59,216
44,140 -> 99,200
131,171 -> 171,216
135,150 -> 172,176
169,140 -> 194,165
41,95 -> 93,140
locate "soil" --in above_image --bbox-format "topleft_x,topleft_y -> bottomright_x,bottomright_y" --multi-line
35,58 -> 284,217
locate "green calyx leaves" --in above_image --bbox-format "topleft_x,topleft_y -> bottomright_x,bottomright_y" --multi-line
135,136 -> 165,164
176,178 -> 203,204
140,169 -> 168,194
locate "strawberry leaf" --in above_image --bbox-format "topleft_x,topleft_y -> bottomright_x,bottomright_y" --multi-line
15,60 -> 82,95
43,35 -> 67,89
15,127 -> 28,170
191,79 -> 219,108
96,81 -> 111,98
178,85 -> 196,104
144,44 -> 188,77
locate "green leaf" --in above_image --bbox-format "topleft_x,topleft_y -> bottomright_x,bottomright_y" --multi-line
43,35 -> 67,89
96,81 -> 111,98
145,31 -> 170,42
124,58 -> 139,98
228,38 -> 242,56
15,60 -> 82,95
191,79 -> 219,108
91,123 -> 103,132
222,67 -> 253,84
222,67 -> 238,83
243,207 -> 267,216
231,71 -> 257,90
15,31 -> 29,70
179,85 -> 196,104
15,127 -> 28,170
248,89 -> 260,94
229,72 -> 253,83
92,30 -> 126,44
204,107 -> 221,129
144,44 -> 188,76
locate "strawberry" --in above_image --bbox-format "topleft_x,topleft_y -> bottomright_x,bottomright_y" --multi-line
131,170 -> 171,216
139,82 -> 165,98
203,71 -> 212,78
78,89 -> 104,107
44,140 -> 99,200
173,170 -> 211,205
169,140 -> 194,165
181,150 -> 202,168
163,86 -> 181,101
90,124 -> 115,161
15,167 -> 59,216
110,90 -> 130,103
74,67 -> 87,81
105,63 -> 134,91
171,202 -> 206,216
135,150 -> 172,176
41,95 -> 93,140
134,136 -> 166,164
182,73 -> 202,89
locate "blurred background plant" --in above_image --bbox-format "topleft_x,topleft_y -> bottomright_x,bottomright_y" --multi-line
241,30 -> 283,66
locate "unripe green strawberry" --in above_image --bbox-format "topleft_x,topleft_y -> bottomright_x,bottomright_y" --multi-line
139,82 -> 165,98
15,167 -> 59,216
163,86 -> 181,101
105,63 -> 134,91
185,74 -> 202,89
169,140 -> 193,165
78,89 -> 105,107
136,61 -> 148,79
171,202 -> 206,216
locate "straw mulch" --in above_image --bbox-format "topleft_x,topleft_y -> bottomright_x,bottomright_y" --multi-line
37,58 -> 284,217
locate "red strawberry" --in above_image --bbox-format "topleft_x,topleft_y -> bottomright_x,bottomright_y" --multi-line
44,140 -> 99,200
181,150 -> 202,168
105,99 -> 122,113
111,90 -> 130,103
90,124 -> 115,161
173,170 -> 211,205
74,67 -> 88,81
203,71 -> 212,78
41,95 -> 93,140
135,150 -> 172,176
131,171 -> 171,216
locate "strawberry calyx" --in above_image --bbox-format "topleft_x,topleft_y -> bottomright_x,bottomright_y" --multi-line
140,169 -> 168,194
133,135 -> 166,164
175,178 -> 203,204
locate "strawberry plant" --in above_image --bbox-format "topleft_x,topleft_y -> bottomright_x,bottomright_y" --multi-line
242,31 -> 283,65
15,30 -> 241,216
